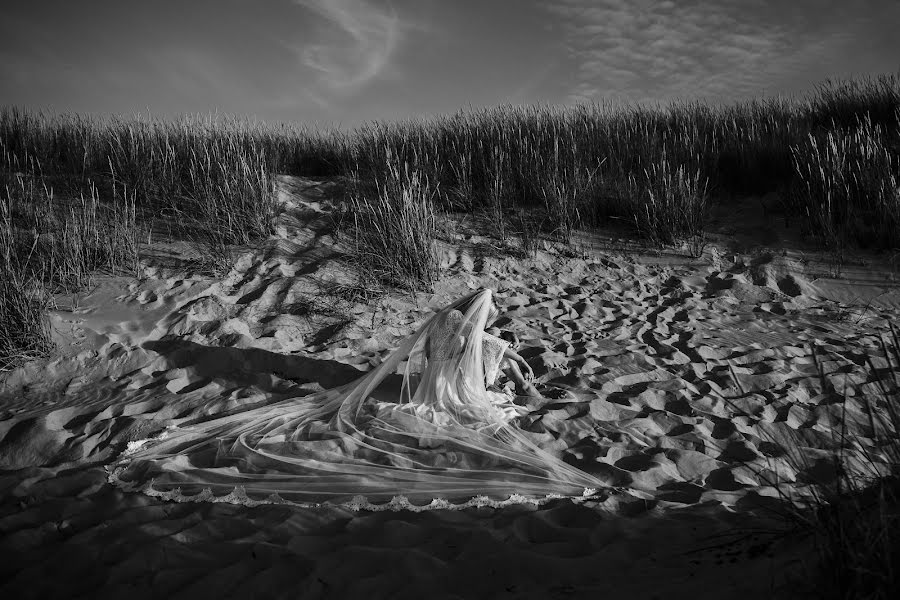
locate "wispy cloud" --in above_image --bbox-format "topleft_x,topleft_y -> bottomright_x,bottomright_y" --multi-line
293,0 -> 400,93
545,0 -> 888,105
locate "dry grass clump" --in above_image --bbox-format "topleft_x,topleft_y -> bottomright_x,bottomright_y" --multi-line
0,158 -> 140,370
181,139 -> 278,274
0,113 -> 286,367
807,75 -> 900,131
720,322 -> 900,598
0,110 -> 294,367
802,326 -> 900,599
627,152 -> 708,245
337,73 -> 898,258
342,159 -> 439,293
789,114 -> 900,255
1,192 -> 53,370
729,326 -> 900,599
0,109 -> 285,244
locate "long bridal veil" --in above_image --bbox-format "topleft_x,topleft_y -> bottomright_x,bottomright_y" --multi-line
109,289 -> 605,509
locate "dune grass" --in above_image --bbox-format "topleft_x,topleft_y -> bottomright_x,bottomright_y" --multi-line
1,192 -> 53,370
336,73 -> 897,264
342,159 -> 440,293
801,326 -> 900,599
724,325 -> 900,599
0,111 -> 289,367
3,73 -> 898,265
1,73 -> 899,368
789,114 -> 900,256
0,161 -> 140,370
0,109 -> 283,243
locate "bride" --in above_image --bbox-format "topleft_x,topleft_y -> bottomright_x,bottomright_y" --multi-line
110,288 -> 605,509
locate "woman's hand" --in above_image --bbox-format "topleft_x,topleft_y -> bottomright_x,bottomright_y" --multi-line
518,358 -> 535,381
503,347 -> 535,381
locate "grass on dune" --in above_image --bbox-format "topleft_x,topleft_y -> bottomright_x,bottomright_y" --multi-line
340,73 -> 897,264
1,197 -> 53,371
803,327 -> 900,600
722,325 -> 900,599
0,111 -> 289,365
1,73 -> 899,368
0,166 -> 140,370
342,159 -> 440,293
789,114 -> 900,255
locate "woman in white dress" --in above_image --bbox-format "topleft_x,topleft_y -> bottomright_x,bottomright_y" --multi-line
109,288 -> 603,509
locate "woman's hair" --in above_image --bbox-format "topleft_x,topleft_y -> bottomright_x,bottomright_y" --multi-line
486,304 -> 499,324
457,290 -> 498,326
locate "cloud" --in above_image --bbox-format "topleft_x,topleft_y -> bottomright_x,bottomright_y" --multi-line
544,0 -> 894,105
293,0 -> 400,92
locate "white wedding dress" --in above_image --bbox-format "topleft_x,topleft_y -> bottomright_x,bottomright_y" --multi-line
109,289 -> 604,510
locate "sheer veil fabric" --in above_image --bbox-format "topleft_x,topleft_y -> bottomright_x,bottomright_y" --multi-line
109,289 -> 605,509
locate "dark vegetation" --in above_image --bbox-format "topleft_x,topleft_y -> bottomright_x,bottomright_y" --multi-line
2,74 -> 899,369
724,324 -> 900,599
798,327 -> 900,600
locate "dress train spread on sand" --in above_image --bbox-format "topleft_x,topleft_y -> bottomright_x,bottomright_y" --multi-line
108,289 -> 605,510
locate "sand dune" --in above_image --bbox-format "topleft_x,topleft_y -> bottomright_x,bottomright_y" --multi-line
2,176 -> 898,597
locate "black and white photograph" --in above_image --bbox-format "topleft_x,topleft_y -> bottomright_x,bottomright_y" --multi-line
1,1 -> 899,598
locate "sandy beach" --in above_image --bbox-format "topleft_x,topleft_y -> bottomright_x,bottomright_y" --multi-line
2,176 -> 898,598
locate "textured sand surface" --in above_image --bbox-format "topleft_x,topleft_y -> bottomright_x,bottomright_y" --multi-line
2,176 -> 898,598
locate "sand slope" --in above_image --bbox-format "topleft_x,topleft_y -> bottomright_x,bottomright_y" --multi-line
2,176 -> 898,597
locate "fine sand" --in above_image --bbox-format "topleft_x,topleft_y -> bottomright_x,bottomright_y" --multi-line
2,176 -> 899,598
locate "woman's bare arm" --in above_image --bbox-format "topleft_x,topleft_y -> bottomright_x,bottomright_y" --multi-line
502,347 -> 534,379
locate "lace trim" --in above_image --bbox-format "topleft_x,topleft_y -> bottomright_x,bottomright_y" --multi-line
481,332 -> 510,386
123,427 -> 176,455
106,464 -> 604,512
430,310 -> 465,360
430,310 -> 508,386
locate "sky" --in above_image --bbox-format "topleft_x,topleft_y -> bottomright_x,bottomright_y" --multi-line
1,0 -> 898,129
